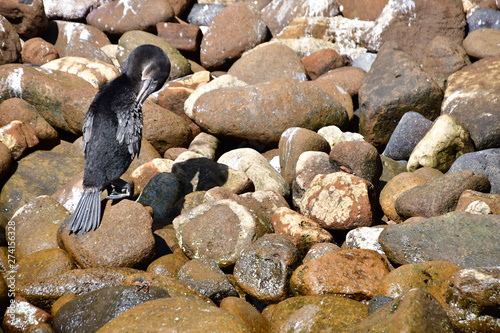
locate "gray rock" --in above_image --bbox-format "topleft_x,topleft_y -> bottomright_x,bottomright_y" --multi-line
177,259 -> 238,304
234,234 -> 298,302
447,149 -> 500,194
379,211 -> 500,267
53,286 -> 171,333
345,227 -> 385,255
382,111 -> 433,161
186,3 -> 226,26
136,172 -> 181,221
352,52 -> 377,72
467,7 -> 500,33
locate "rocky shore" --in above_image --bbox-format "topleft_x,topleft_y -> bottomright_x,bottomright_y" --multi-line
0,0 -> 499,332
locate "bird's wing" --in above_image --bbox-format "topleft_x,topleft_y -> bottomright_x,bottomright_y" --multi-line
82,108 -> 94,156
116,104 -> 143,159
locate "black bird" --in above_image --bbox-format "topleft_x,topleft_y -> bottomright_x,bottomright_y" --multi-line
69,44 -> 170,234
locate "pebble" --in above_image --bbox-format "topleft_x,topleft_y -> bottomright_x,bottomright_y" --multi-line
0,1 -> 498,331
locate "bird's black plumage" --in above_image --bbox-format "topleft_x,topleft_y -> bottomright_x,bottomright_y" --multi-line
69,44 -> 170,234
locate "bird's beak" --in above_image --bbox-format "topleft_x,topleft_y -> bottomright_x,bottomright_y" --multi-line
136,78 -> 156,106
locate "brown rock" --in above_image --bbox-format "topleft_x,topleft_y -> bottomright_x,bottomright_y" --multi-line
42,20 -> 112,63
271,207 -> 333,255
86,0 -> 174,35
0,0 -> 48,37
0,15 -> 21,65
464,28 -> 500,59
264,295 -> 368,333
329,140 -> 382,186
377,261 -> 461,308
191,79 -> 347,147
21,37 -> 59,65
147,253 -> 190,278
0,64 -> 97,135
441,56 -> 500,150
310,81 -> 354,120
455,189 -> 500,214
157,22 -> 202,59
290,249 -> 391,301
200,3 -> 268,70
59,200 -> 155,268
0,142 -> 12,182
227,43 -> 308,85
353,289 -> 455,332
98,297 -> 249,332
279,127 -> 330,185
379,172 -> 427,222
359,42 -> 443,147
11,196 -> 70,261
16,248 -> 76,286
360,0 -> 465,65
129,158 -> 173,194
220,297 -> 270,333
234,234 -> 298,302
422,35 -> 470,89
301,48 -> 345,80
0,120 -> 39,160
17,267 -> 141,310
300,172 -> 375,230
316,66 -> 366,97
0,98 -> 59,148
167,0 -> 195,17
395,170 -> 491,219
338,0 -> 387,21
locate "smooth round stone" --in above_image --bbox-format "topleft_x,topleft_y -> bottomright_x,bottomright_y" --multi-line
463,28 -> 500,59
467,7 -> 500,32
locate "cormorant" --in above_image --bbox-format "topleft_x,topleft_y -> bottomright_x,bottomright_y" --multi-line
69,44 -> 170,234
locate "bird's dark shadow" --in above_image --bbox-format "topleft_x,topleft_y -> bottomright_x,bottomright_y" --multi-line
171,157 -> 229,195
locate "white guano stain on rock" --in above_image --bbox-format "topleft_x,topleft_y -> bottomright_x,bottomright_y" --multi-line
3,67 -> 24,98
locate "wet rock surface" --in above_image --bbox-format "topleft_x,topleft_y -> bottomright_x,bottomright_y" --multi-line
0,1 -> 498,332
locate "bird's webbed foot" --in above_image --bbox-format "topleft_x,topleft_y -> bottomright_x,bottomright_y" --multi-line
106,179 -> 132,199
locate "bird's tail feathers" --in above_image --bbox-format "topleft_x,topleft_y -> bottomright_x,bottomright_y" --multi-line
69,188 -> 102,234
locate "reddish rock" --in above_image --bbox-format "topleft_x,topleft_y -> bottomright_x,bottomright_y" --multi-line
147,253 -> 190,278
168,0 -> 195,17
463,28 -> 500,59
290,249 -> 391,301
316,66 -> 366,97
455,190 -> 500,215
300,172 -> 375,230
329,140 -> 382,186
220,297 -> 270,333
301,48 -> 345,80
0,142 -> 12,182
3,297 -> 52,332
338,0 -> 388,21
157,22 -> 202,59
21,37 -> 59,65
86,0 -> 174,35
200,3 -> 268,70
0,16 -> 21,65
0,120 -> 39,160
0,0 -> 48,37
